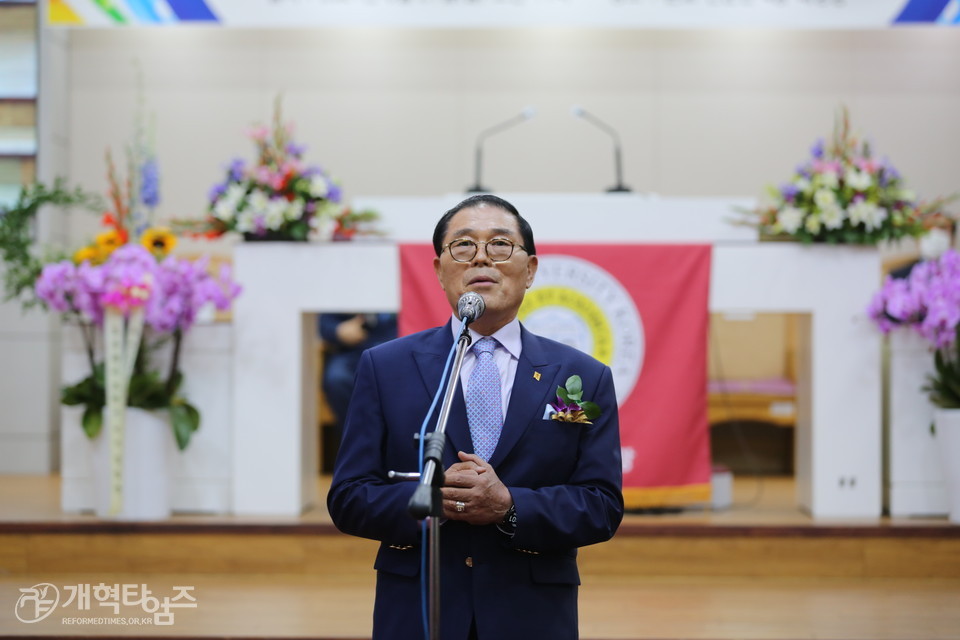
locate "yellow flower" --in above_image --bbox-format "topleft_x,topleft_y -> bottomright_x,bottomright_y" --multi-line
95,229 -> 126,257
140,227 -> 177,258
73,246 -> 101,265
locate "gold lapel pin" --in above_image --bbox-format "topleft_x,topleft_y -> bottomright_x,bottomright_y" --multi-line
533,371 -> 542,381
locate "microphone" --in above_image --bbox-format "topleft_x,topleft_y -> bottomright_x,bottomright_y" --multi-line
571,105 -> 631,193
457,292 -> 486,325
466,106 -> 537,193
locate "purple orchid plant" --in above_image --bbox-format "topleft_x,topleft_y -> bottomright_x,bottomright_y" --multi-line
867,249 -> 960,409
35,244 -> 242,449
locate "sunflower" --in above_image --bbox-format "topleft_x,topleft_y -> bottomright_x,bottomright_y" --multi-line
95,229 -> 126,257
140,227 -> 178,258
73,245 -> 102,265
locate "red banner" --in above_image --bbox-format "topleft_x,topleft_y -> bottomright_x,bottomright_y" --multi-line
400,244 -> 712,508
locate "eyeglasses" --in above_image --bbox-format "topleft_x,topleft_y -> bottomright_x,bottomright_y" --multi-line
442,237 -> 527,263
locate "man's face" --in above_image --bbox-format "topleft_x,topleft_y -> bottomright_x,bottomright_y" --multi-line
434,205 -> 538,335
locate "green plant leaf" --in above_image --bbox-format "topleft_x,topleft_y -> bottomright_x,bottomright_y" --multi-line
61,373 -> 105,407
565,375 -> 583,397
81,405 -> 103,439
579,401 -> 601,420
556,386 -> 571,405
289,221 -> 309,241
169,402 -> 200,451
128,370 -> 167,408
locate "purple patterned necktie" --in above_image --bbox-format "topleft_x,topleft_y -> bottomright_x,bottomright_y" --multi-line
466,337 -> 503,461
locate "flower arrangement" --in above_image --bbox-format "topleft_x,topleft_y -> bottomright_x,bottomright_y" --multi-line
41,145 -> 241,448
868,249 -> 960,408
331,206 -> 383,241
200,99 -> 342,241
549,375 -> 601,424
740,107 -> 953,244
1,113 -> 241,456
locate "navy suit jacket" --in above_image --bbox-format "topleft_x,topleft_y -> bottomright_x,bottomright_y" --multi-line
327,321 -> 624,640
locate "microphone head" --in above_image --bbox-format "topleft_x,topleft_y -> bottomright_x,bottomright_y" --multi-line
522,106 -> 537,120
571,105 -> 585,118
457,292 -> 486,324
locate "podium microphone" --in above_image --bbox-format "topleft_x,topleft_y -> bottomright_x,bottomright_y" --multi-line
571,105 -> 631,193
457,292 -> 486,325
467,106 -> 537,193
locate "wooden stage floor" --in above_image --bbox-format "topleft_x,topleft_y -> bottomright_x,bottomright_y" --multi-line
0,474 -> 951,527
1,475 -> 958,640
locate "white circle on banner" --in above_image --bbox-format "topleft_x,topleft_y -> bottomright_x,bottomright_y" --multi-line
518,254 -> 644,406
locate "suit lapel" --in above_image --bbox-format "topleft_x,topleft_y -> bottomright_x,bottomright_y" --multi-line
489,327 -> 559,468
412,323 -> 474,459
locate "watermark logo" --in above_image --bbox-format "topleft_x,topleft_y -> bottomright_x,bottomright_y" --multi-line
16,583 -> 60,623
13,582 -> 197,626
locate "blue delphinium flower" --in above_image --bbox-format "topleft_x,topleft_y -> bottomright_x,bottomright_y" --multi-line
879,157 -> 901,186
285,142 -> 307,158
140,157 -> 160,208
810,138 -> 825,159
208,182 -> 227,204
780,183 -> 800,201
228,158 -> 246,182
327,183 -> 343,203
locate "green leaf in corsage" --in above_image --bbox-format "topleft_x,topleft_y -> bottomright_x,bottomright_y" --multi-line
550,375 -> 602,424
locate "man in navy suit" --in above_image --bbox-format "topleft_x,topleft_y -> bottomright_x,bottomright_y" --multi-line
328,194 -> 623,640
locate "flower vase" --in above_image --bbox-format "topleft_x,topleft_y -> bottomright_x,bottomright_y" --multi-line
933,409 -> 960,524
887,331 -> 946,517
91,407 -> 174,520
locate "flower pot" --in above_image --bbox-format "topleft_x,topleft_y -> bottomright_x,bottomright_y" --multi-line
887,331 -> 946,516
91,407 -> 174,520
933,408 -> 960,524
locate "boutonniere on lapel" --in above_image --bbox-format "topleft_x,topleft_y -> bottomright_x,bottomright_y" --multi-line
549,375 -> 602,424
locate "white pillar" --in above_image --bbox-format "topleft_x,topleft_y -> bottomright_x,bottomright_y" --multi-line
231,242 -> 400,515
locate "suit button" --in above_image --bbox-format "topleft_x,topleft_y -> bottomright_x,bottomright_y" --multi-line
465,557 -> 474,568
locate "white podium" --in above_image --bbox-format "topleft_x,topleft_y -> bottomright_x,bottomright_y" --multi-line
231,195 -> 882,519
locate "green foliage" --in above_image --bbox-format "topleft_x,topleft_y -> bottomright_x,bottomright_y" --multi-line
0,179 -> 101,309
288,220 -> 309,241
169,401 -> 200,451
923,324 -> 960,410
81,405 -> 103,439
60,364 -> 201,451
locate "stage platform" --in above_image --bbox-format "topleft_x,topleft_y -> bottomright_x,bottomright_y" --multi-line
1,475 -> 958,640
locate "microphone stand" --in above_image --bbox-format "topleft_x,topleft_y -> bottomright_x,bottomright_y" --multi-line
573,107 -> 632,193
466,109 -> 536,193
390,321 -> 474,640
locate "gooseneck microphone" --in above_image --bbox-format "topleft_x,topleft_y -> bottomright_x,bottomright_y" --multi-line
466,106 -> 537,193
457,292 -> 486,325
571,105 -> 632,193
